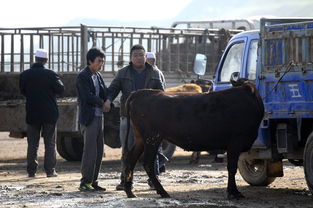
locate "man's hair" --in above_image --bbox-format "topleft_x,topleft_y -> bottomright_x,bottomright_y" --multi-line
35,57 -> 48,65
86,47 -> 105,65
130,44 -> 145,55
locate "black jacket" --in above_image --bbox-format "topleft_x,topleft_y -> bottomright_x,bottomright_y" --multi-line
76,67 -> 108,126
107,62 -> 165,116
19,63 -> 64,124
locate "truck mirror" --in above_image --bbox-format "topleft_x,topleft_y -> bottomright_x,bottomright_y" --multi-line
193,54 -> 207,76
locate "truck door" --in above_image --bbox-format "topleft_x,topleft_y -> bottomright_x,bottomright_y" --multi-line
213,36 -> 247,91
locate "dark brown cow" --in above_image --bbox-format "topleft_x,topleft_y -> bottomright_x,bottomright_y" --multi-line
123,82 -> 264,199
165,83 -> 223,164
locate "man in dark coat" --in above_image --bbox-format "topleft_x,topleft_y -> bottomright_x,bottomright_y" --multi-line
104,44 -> 166,190
20,49 -> 64,177
76,47 -> 108,192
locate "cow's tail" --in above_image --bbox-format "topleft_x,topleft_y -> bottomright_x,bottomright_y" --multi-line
123,117 -> 131,156
123,93 -> 135,156
244,82 -> 265,118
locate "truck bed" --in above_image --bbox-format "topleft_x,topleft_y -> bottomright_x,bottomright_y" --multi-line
260,20 -> 313,118
0,98 -> 78,133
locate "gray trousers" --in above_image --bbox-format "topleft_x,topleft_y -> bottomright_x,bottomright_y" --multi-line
26,123 -> 56,175
80,116 -> 104,184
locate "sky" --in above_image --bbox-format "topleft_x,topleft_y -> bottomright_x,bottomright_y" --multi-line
1,0 -> 313,28
2,0 -> 192,27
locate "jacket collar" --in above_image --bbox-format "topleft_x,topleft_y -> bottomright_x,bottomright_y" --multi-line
85,66 -> 96,76
31,63 -> 45,69
128,62 -> 153,72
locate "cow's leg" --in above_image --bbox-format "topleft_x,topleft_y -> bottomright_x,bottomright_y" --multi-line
189,151 -> 201,164
212,149 -> 224,163
143,139 -> 170,198
124,127 -> 144,198
226,147 -> 244,199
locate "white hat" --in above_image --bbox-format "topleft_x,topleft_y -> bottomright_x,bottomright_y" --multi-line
146,52 -> 156,59
35,49 -> 48,59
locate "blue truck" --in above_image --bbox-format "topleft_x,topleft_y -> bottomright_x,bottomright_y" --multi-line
210,18 -> 313,193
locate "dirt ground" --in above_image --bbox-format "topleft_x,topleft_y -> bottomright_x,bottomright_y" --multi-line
0,132 -> 312,208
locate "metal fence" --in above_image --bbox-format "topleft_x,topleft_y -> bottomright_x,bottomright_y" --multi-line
0,24 -> 240,75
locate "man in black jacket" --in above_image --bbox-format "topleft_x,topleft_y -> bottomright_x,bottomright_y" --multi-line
104,45 -> 166,190
20,49 -> 64,178
76,47 -> 108,191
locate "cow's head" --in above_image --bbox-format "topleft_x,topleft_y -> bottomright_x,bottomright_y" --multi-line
230,72 -> 248,87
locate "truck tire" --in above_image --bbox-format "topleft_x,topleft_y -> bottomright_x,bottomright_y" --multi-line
304,132 -> 313,193
57,135 -> 83,161
238,159 -> 276,186
161,141 -> 176,160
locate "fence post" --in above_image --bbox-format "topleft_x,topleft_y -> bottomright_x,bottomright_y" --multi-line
80,24 -> 88,69
10,34 -> 14,72
1,34 -> 4,72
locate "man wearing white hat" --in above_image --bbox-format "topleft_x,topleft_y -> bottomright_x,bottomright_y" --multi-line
146,52 -> 157,68
20,49 -> 64,178
146,51 -> 168,186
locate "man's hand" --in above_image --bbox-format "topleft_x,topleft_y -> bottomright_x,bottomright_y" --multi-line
103,99 -> 111,112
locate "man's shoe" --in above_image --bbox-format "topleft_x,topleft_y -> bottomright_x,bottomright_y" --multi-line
159,165 -> 166,173
116,182 -> 125,191
47,171 -> 58,177
79,183 -> 95,191
116,182 -> 133,191
28,173 -> 36,178
92,184 -> 106,191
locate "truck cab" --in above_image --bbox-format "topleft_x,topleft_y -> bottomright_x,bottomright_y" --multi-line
213,30 -> 259,92
212,18 -> 313,193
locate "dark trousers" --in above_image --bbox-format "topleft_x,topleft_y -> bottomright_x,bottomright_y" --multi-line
80,116 -> 104,185
27,123 -> 56,175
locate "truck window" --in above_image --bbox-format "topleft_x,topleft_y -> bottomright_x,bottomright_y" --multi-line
219,42 -> 244,82
247,40 -> 258,80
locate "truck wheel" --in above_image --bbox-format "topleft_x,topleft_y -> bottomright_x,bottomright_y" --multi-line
57,135 -> 83,161
238,159 -> 276,186
304,132 -> 313,193
161,141 -> 176,160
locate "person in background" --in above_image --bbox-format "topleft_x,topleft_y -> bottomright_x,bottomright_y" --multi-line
104,45 -> 166,190
146,51 -> 168,177
145,52 -> 158,68
76,47 -> 108,192
19,49 -> 64,178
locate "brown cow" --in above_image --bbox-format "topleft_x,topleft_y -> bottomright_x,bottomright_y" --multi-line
165,83 -> 202,93
164,84 -> 202,163
165,83 -> 222,164
123,82 -> 264,199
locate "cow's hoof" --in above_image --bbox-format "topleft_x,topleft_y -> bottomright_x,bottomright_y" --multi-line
227,192 -> 245,200
126,191 -> 136,198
